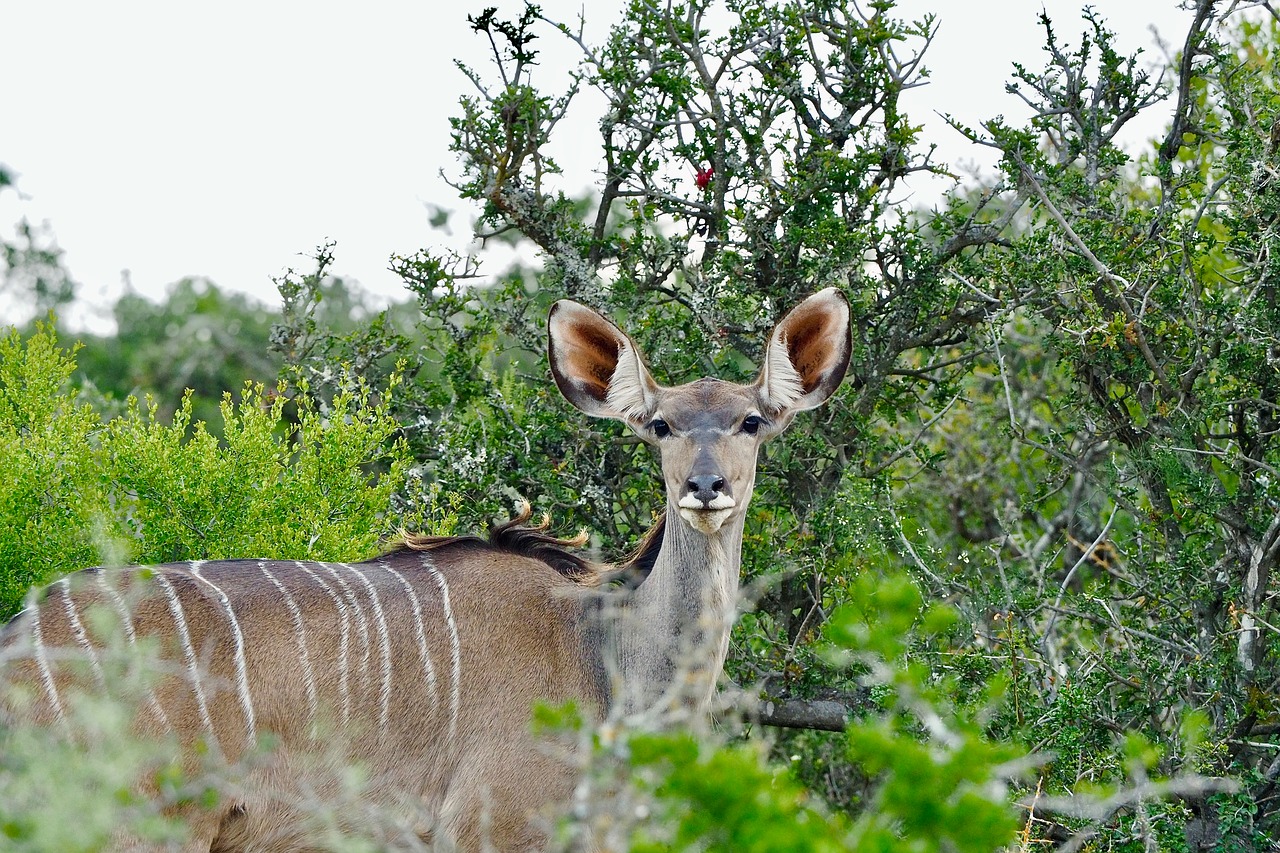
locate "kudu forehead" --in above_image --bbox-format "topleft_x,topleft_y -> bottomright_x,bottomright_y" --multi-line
655,378 -> 758,430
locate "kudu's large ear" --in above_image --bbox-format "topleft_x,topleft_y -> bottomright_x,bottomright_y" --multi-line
548,299 -> 659,423
756,287 -> 852,413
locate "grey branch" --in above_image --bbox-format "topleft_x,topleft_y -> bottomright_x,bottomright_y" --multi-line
723,682 -> 873,732
754,695 -> 857,732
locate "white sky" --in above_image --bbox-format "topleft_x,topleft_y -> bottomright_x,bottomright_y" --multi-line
1,1 -> 1192,329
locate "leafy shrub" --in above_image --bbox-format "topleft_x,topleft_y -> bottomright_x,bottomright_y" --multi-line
0,323 -> 409,619
0,323 -> 109,611
551,571 -> 1024,852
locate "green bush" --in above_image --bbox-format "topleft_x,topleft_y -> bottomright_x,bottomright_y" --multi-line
0,322 -> 410,619
548,571 -> 1024,853
0,323 -> 109,611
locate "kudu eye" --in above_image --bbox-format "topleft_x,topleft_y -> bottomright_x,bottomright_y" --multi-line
740,415 -> 764,435
649,418 -> 671,438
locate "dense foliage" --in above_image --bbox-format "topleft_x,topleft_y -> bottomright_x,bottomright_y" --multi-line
0,322 -> 410,618
4,0 -> 1280,849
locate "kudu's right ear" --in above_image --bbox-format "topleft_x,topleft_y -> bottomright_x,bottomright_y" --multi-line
548,300 -> 659,423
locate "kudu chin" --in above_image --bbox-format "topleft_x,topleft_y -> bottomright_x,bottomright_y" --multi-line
1,288 -> 851,851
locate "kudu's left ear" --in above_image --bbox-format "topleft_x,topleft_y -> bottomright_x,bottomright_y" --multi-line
548,299 -> 659,423
756,287 -> 852,413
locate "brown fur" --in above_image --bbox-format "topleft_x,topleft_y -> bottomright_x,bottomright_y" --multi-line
1,546 -> 608,851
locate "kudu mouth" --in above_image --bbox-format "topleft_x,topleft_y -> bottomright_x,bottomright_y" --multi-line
676,492 -> 736,535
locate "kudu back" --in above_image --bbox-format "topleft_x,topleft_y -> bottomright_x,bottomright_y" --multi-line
0,289 -> 850,851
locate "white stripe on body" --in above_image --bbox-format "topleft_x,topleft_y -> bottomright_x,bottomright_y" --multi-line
93,571 -> 172,731
28,603 -> 66,725
423,555 -> 461,744
57,578 -> 105,686
95,570 -> 140,644
343,563 -> 394,733
295,561 -> 352,723
154,570 -> 220,753
259,562 -> 319,729
187,561 -> 257,746
320,562 -> 373,691
377,560 -> 439,704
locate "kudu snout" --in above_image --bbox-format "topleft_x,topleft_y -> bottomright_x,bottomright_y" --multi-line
680,444 -> 734,509
675,447 -> 737,535
685,473 -> 726,506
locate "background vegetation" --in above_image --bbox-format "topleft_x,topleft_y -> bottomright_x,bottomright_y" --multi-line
3,0 -> 1279,849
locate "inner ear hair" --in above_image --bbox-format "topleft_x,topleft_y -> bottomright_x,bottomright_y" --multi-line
548,300 -> 656,421
566,322 -> 623,401
781,304 -> 842,392
761,288 -> 851,412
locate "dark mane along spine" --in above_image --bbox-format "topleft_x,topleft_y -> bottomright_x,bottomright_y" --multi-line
390,503 -> 667,589
391,503 -> 598,585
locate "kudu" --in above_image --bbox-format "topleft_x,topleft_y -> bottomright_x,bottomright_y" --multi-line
0,288 -> 851,851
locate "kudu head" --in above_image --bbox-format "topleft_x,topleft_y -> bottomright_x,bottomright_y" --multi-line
548,288 -> 851,536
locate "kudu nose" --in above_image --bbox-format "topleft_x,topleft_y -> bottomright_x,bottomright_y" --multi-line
685,474 -> 726,505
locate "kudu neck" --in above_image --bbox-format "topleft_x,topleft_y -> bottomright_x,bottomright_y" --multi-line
607,505 -> 744,718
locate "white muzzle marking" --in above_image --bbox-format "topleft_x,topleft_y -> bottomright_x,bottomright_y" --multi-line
677,493 -> 736,534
